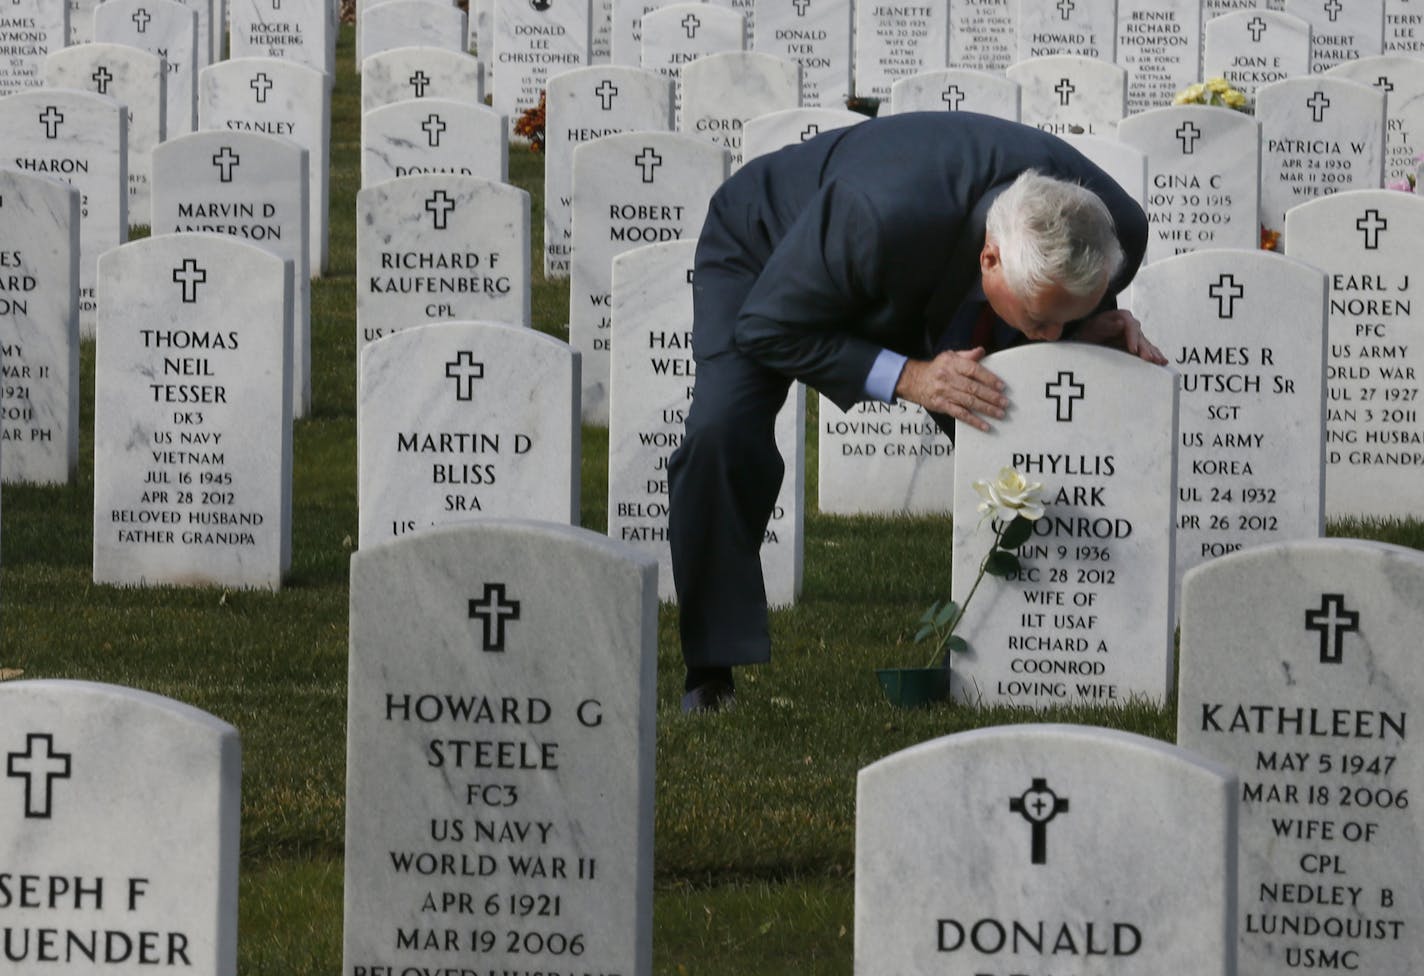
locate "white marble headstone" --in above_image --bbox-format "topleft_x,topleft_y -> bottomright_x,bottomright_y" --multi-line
640,2 -> 745,120
361,98 -> 508,188
1118,105 -> 1262,261
169,0 -> 214,67
1204,9 -> 1310,102
569,131 -> 726,424
544,65 -> 673,277
1132,249 -> 1326,602
69,0 -> 100,43
360,46 -> 486,114
1116,0 -> 1203,115
608,239 -> 802,604
949,343 -> 1178,708
152,130 -> 312,418
609,0 -> 693,66
1385,0 -> 1424,54
739,105 -> 861,161
468,0 -> 492,58
0,88 -> 128,338
1284,0 -> 1385,72
43,45 -> 166,231
357,174 -> 530,346
1059,133 -> 1148,204
0,680 -> 240,975
678,50 -> 799,168
357,321 -> 579,545
0,0 -> 68,96
1326,54 -> 1424,186
359,0 -> 467,65
1178,539 -> 1424,976
343,520 -> 657,976
1007,54 -> 1128,137
229,0 -> 337,76
198,58 -> 333,275
855,724 -> 1237,976
0,168 -> 79,485
1017,0 -> 1118,61
1203,0 -> 1266,19
851,0 -> 946,101
949,0 -> 1016,72
817,396 -> 952,515
886,68 -> 1021,119
1257,77 -> 1386,241
94,0 -> 199,136
93,233 -> 292,589
492,0 -> 591,119
752,0 -> 851,108
1285,189 -> 1424,521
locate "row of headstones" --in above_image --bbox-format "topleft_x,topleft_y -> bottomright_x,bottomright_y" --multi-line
4,44 -> 332,255
3,143 -> 1422,615
529,51 -> 1423,290
350,0 -> 1424,123
3,520 -> 1419,973
0,0 -> 338,90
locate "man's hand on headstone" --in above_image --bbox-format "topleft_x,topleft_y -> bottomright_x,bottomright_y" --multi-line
895,349 -> 1008,432
1072,308 -> 1168,366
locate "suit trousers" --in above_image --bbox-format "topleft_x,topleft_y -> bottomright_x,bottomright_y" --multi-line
667,257 -> 792,669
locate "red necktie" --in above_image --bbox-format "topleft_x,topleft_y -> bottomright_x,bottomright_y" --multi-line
970,302 -> 999,352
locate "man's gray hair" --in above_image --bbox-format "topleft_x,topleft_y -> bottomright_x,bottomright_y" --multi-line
984,170 -> 1124,300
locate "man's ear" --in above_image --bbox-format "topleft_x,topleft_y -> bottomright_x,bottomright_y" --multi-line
980,239 -> 1001,276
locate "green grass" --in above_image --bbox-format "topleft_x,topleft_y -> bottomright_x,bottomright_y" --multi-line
3,26 -> 1422,976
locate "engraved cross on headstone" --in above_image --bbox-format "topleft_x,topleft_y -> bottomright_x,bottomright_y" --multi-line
1056,0 -> 1074,20
6,733 -> 72,819
250,71 -> 274,103
1247,15 -> 1267,42
793,0 -> 809,14
272,0 -> 280,8
1055,78 -> 1075,106
468,582 -> 521,652
942,84 -> 966,110
1306,594 -> 1359,664
1009,778 -> 1068,865
409,70 -> 431,97
422,113 -> 447,147
173,258 -> 208,303
1375,76 -> 1394,94
1324,0 -> 1342,22
132,7 -> 151,32
682,12 -> 701,37
1306,91 -> 1330,123
1357,208 -> 1387,249
425,189 -> 456,229
595,79 -> 618,110
92,65 -> 114,95
1045,371 -> 1085,422
800,124 -> 819,141
212,145 -> 241,182
1209,273 -> 1244,318
38,106 -> 64,139
1176,120 -> 1201,154
445,349 -> 484,400
634,146 -> 662,182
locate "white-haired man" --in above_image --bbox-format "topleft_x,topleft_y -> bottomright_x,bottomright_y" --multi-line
669,112 -> 1166,712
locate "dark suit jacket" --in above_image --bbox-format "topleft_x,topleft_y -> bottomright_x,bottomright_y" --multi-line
695,112 -> 1149,411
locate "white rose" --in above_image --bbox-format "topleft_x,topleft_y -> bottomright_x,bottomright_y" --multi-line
973,467 -> 1046,522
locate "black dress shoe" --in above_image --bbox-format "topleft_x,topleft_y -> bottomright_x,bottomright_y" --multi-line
681,680 -> 736,714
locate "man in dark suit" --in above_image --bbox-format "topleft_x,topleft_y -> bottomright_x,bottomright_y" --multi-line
668,112 -> 1165,712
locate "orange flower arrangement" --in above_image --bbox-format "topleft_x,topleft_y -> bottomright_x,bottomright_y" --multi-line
514,91 -> 547,153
